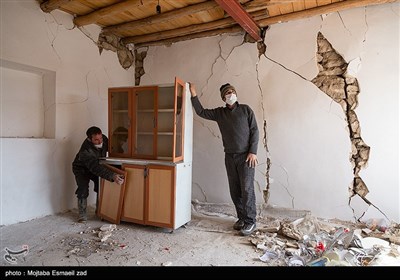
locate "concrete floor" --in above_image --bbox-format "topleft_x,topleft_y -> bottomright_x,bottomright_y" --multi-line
0,205 -> 263,268
1,203 -> 398,273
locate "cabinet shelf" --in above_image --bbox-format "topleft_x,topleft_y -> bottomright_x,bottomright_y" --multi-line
137,131 -> 173,135
138,109 -> 174,113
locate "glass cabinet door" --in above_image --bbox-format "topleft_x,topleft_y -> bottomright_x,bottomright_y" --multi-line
108,77 -> 186,161
134,87 -> 157,159
173,77 -> 185,162
109,88 -> 131,157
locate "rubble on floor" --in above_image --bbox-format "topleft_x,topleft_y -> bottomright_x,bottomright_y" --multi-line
192,201 -> 400,266
63,223 -> 125,259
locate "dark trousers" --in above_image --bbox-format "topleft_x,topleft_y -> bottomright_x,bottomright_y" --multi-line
74,173 -> 99,199
225,153 -> 256,224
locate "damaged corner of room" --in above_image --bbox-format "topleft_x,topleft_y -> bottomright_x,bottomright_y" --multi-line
97,31 -> 148,85
311,31 -> 377,220
97,31 -> 134,70
243,26 -> 269,58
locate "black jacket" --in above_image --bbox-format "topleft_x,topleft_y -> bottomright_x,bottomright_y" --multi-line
72,134 -> 114,181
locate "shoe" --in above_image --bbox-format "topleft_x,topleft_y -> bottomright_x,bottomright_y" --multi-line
78,216 -> 87,223
240,223 -> 256,236
233,220 -> 245,230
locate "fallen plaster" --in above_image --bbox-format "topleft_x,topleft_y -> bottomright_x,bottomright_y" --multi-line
311,32 -> 387,221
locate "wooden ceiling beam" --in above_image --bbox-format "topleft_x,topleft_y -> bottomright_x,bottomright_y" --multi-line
103,1 -> 220,34
123,10 -> 269,45
124,0 -> 397,48
123,17 -> 234,45
134,26 -> 244,49
257,0 -> 398,27
242,0 -> 298,13
73,0 -> 156,27
40,0 -> 75,13
214,0 -> 262,41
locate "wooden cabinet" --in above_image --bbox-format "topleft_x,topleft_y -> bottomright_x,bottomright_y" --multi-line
99,77 -> 193,230
108,77 -> 185,162
121,164 -> 176,228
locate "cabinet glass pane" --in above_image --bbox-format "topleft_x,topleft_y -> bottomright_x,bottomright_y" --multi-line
135,88 -> 155,157
158,86 -> 174,109
157,135 -> 173,160
110,91 -> 129,155
174,83 -> 184,159
157,112 -> 174,133
157,87 -> 174,160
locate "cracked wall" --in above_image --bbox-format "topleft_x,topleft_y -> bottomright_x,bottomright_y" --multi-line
1,1 -> 135,225
97,33 -> 134,70
134,48 -> 148,86
138,3 -> 398,222
311,32 -> 384,221
2,1 -> 398,225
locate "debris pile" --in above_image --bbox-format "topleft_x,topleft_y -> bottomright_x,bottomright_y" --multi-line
251,213 -> 400,266
64,224 -> 125,258
191,201 -> 400,266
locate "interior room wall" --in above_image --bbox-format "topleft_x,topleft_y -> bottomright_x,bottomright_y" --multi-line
1,1 -> 397,225
140,2 -> 399,223
1,1 -> 134,225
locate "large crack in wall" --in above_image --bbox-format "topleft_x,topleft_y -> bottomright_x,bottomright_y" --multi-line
254,29 -> 272,207
134,48 -> 147,86
311,32 -> 387,221
97,32 -> 134,70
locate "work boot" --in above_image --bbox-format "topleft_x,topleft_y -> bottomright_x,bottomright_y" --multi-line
77,198 -> 87,223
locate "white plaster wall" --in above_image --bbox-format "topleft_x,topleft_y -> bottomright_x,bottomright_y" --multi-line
1,67 -> 44,137
141,3 -> 399,223
1,1 -> 398,226
0,1 -> 134,225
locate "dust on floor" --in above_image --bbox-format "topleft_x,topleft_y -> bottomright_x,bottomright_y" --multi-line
0,206 -> 260,267
1,202 -> 399,268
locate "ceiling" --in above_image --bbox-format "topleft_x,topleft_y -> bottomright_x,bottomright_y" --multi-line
38,0 -> 396,49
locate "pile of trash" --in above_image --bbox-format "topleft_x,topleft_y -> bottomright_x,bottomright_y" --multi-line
251,214 -> 400,266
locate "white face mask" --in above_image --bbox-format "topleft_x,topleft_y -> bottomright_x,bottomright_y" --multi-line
94,143 -> 103,149
225,93 -> 237,106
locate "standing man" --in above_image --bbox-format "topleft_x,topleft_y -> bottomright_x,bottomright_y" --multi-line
189,83 -> 259,236
72,126 -> 124,222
